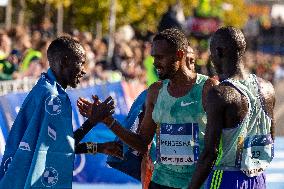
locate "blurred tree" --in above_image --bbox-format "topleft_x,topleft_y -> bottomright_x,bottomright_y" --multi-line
116,0 -> 199,32
29,0 -> 71,7
196,0 -> 212,17
24,0 -> 54,28
195,0 -> 248,28
219,0 -> 248,28
23,0 -> 200,34
20,0 -> 247,35
69,0 -> 109,33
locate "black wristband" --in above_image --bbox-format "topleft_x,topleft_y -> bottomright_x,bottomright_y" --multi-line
74,119 -> 93,144
86,142 -> 97,154
82,119 -> 92,128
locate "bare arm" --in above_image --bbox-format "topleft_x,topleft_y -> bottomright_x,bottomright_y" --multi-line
257,78 -> 276,140
189,87 -> 225,189
271,99 -> 276,141
108,82 -> 161,154
74,96 -> 115,144
268,88 -> 276,141
202,77 -> 219,110
73,119 -> 94,145
76,94 -> 153,154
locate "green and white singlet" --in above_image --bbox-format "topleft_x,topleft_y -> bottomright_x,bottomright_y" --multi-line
152,74 -> 208,189
214,74 -> 274,177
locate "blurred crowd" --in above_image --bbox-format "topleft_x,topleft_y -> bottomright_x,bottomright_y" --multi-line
0,24 -> 157,87
0,24 -> 284,86
193,45 -> 284,84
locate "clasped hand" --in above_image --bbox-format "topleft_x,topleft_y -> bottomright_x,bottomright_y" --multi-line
77,95 -> 115,125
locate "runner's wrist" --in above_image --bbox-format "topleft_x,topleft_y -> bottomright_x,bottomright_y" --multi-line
88,117 -> 98,125
105,117 -> 116,129
86,142 -> 97,154
96,143 -> 103,153
103,116 -> 114,125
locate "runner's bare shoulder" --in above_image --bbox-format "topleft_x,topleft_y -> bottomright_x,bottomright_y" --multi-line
203,77 -> 220,98
208,83 -> 243,106
202,77 -> 219,110
256,77 -> 275,101
206,84 -> 249,129
148,81 -> 163,104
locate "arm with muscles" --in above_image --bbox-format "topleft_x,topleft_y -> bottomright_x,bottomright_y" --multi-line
138,105 -> 155,189
266,88 -> 276,142
74,96 -> 115,145
202,78 -> 220,110
188,87 -> 225,189
75,92 -> 147,159
258,79 -> 276,141
270,99 -> 276,142
78,83 -> 160,155
75,96 -> 122,159
102,83 -> 159,155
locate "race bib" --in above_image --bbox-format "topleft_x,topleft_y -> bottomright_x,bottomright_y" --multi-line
156,123 -> 199,165
236,134 -> 274,177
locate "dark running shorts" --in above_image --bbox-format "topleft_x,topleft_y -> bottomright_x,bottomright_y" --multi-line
206,170 -> 266,189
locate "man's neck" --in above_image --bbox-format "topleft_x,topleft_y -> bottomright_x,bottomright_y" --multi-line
167,66 -> 197,98
170,66 -> 197,87
221,61 -> 249,81
57,78 -> 67,89
51,69 -> 67,89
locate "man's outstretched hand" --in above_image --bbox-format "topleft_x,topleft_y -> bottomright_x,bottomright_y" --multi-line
77,95 -> 98,118
77,95 -> 115,125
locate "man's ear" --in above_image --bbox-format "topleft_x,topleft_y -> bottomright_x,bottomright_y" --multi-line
176,49 -> 185,60
60,55 -> 68,68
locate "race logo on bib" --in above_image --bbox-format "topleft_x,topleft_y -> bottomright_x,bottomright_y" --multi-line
157,123 -> 199,165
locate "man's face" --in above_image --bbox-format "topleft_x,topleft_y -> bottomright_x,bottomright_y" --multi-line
186,46 -> 195,70
62,46 -> 86,88
151,39 -> 178,80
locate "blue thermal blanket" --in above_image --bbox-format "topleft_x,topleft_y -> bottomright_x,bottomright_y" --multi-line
0,69 -> 74,189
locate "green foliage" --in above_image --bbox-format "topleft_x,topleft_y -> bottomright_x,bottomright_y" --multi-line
29,0 -> 71,7
115,0 -> 199,32
195,0 -> 248,28
221,0 -> 248,28
69,0 -> 110,32
21,0 -> 247,34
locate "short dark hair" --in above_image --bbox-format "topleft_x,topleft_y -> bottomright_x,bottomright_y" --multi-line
153,28 -> 188,52
212,26 -> 246,57
47,36 -> 84,65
